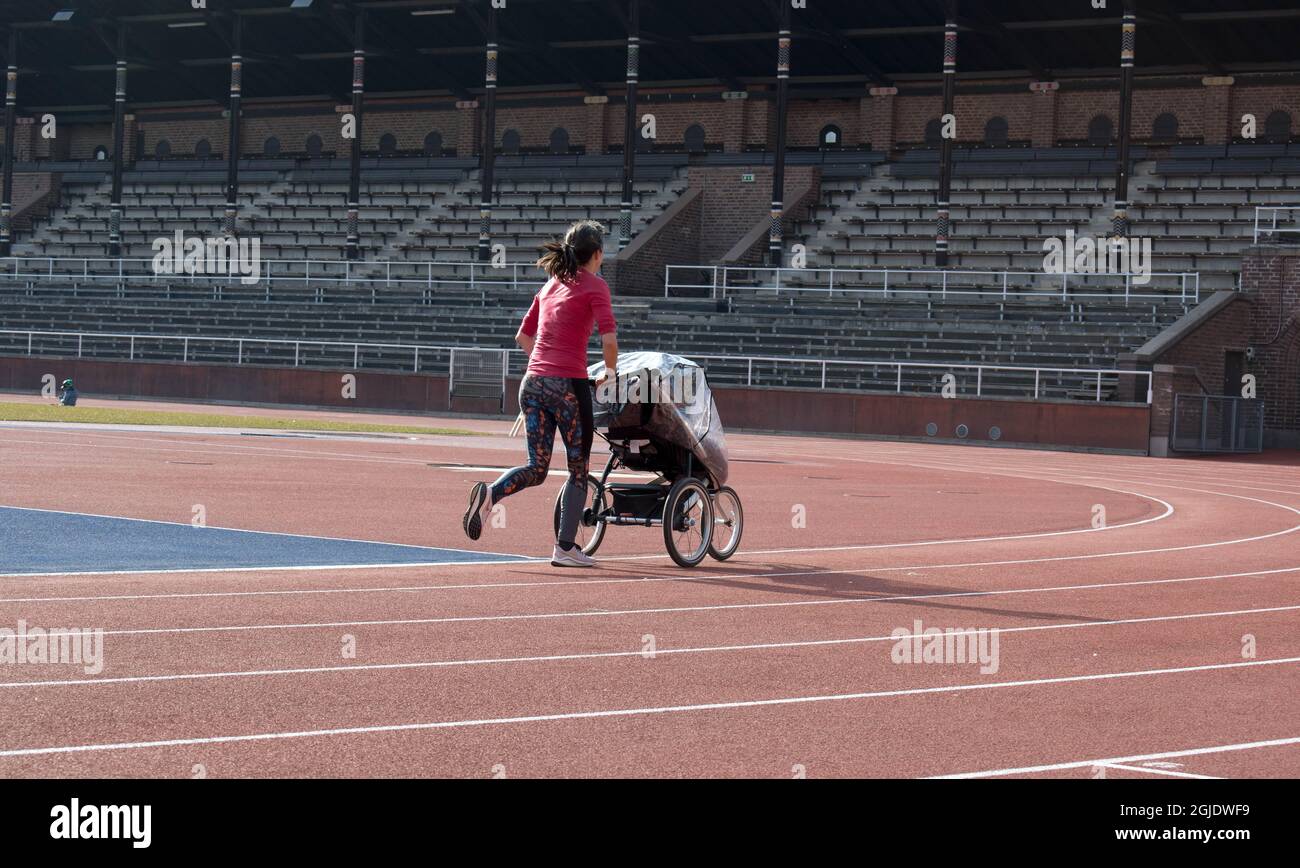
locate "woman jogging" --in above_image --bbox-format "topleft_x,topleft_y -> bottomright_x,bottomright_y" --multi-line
462,220 -> 619,567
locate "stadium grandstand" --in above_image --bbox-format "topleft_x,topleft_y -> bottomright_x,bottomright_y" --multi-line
0,0 -> 1298,454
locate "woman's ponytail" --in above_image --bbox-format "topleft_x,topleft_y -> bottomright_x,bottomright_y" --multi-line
537,220 -> 606,281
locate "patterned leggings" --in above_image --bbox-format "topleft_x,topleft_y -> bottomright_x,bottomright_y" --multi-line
491,375 -> 594,544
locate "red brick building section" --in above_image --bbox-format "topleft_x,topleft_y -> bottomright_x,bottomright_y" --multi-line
1131,249 -> 1300,452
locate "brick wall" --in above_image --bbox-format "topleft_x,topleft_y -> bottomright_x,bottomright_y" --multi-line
688,164 -> 819,262
607,166 -> 821,296
133,100 -> 471,159
32,78 -> 1299,162
1138,249 -> 1300,450
11,172 -> 60,233
606,187 -> 702,297
1241,250 -> 1300,443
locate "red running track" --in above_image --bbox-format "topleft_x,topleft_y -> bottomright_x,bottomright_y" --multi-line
1,401 -> 1298,778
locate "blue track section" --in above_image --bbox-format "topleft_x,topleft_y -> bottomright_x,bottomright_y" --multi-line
0,506 -> 530,574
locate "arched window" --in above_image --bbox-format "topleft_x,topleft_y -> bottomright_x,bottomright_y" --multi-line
377,133 -> 398,156
983,116 -> 1009,146
549,127 -> 570,154
195,138 -> 212,159
1087,115 -> 1114,146
423,130 -> 443,157
819,124 -> 842,149
154,139 -> 172,158
1152,112 -> 1179,140
684,124 -> 707,153
924,118 -> 943,146
1265,110 -> 1293,140
305,134 -> 323,157
93,146 -> 109,161
263,137 -> 281,157
501,129 -> 521,154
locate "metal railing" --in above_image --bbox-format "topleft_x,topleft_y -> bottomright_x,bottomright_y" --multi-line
0,256 -> 538,294
665,264 -> 1202,305
1252,206 -> 1300,245
0,328 -> 1153,405
1171,394 -> 1265,453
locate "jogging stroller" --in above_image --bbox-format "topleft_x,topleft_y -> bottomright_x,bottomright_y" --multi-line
551,352 -> 743,567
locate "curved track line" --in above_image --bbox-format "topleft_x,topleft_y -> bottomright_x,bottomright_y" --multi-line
41,564 -> 1300,638
4,563 -> 1300,607
6,603 -> 1299,690
0,433 -> 1180,571
931,735 -> 1300,779
3,656 -> 1298,760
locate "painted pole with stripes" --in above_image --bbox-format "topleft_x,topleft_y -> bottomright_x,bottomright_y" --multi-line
224,16 -> 243,237
345,12 -> 365,261
619,0 -> 640,251
1113,0 -> 1137,238
769,0 -> 791,267
109,27 -> 128,258
935,0 -> 958,267
0,31 -> 18,257
477,2 -> 499,262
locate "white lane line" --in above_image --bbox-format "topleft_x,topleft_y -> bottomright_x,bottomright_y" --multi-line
782,445 -> 1300,500
26,567 -> 1300,638
4,563 -> 1300,607
5,603 -> 1298,689
738,475 -> 1297,558
0,478 -> 1176,578
11,461 -> 1286,579
0,559 -> 537,579
931,735 -> 1300,779
0,433 -> 1292,579
3,656 -> 1298,760
1097,763 -> 1219,779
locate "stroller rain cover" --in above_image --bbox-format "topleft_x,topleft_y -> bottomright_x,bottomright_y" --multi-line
588,351 -> 729,487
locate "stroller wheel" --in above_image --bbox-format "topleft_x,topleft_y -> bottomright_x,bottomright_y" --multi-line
553,477 -> 608,556
707,486 -> 744,561
663,477 -> 714,568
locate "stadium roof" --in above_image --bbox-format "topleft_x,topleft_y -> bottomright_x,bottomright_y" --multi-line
4,0 -> 1300,112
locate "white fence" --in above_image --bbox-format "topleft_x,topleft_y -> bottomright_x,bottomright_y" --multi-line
0,256 -> 537,293
1253,207 -> 1300,245
665,265 -> 1202,305
0,329 -> 1152,404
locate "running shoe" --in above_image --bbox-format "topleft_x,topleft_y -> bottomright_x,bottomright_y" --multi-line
463,482 -> 491,541
551,545 -> 596,568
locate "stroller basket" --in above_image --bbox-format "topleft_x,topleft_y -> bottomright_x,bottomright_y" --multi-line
611,489 -> 665,521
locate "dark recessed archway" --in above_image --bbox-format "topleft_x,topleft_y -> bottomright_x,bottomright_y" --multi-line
684,124 -> 707,153
983,116 -> 1009,146
1087,115 -> 1114,146
1153,112 -> 1180,140
423,130 -> 443,157
1265,110 -> 1293,140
